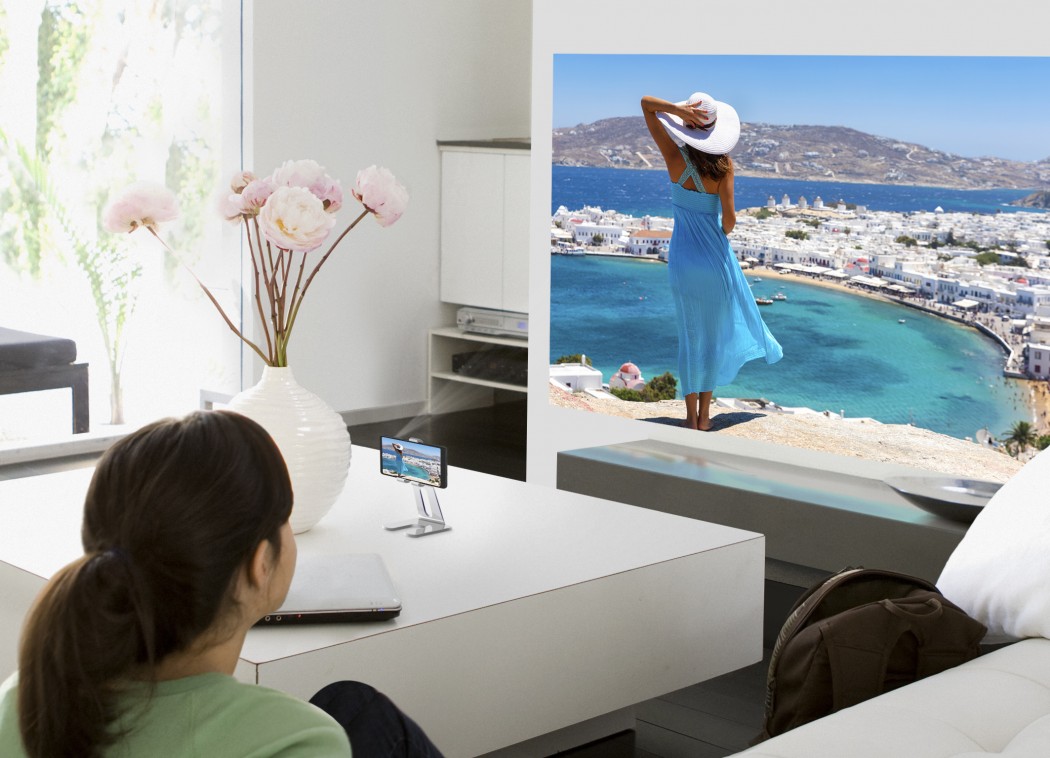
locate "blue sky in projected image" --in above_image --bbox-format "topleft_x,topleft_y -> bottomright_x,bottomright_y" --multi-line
553,55 -> 1050,162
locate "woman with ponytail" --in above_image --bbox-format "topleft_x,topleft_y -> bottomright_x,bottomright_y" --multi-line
0,410 -> 353,756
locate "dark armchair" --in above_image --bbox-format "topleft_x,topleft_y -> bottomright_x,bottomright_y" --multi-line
0,327 -> 89,434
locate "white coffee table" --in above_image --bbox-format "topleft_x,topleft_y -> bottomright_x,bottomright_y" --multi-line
0,446 -> 763,756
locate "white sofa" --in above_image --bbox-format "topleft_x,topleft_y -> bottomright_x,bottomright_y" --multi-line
737,447 -> 1050,757
737,637 -> 1050,757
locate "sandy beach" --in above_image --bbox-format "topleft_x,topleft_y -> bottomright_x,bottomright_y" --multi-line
1024,380 -> 1050,434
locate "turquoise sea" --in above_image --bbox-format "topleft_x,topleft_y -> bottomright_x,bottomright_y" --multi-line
550,254 -> 1031,441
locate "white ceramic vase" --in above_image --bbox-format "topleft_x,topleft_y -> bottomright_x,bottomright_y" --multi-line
229,366 -> 351,533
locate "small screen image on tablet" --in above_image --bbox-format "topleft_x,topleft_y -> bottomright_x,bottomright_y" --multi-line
380,437 -> 447,488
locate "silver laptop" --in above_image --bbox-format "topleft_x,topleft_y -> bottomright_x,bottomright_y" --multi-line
256,553 -> 402,625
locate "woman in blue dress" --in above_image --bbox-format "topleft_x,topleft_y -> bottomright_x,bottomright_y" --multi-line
642,91 -> 783,430
392,441 -> 408,476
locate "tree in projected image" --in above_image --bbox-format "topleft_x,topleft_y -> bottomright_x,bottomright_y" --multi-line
1002,420 -> 1039,457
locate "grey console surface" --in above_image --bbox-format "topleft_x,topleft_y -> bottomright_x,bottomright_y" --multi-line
557,439 -> 968,585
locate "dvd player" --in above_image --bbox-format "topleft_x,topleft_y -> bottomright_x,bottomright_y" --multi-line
456,307 -> 528,338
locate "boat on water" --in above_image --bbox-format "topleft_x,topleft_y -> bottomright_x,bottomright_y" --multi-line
773,292 -> 787,301
755,298 -> 774,306
551,245 -> 586,256
898,318 -> 907,324
753,277 -> 763,282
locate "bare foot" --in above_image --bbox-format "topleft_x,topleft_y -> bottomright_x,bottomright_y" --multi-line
697,419 -> 713,431
683,417 -> 699,430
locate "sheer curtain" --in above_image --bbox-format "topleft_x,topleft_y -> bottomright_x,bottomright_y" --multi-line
0,0 -> 243,443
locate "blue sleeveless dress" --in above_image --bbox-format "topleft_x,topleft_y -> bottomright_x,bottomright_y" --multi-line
668,149 -> 783,394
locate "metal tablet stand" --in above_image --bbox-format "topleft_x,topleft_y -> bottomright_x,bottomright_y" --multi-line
384,482 -> 451,537
383,438 -> 451,538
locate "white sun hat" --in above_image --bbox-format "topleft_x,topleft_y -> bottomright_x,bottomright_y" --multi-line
656,91 -> 740,155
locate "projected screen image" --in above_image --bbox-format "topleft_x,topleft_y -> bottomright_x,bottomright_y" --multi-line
380,437 -> 448,488
548,53 -> 1050,480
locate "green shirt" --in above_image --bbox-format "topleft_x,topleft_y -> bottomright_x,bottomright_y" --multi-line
0,671 -> 352,757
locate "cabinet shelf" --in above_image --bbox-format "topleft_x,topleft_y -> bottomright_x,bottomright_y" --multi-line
430,370 -> 525,393
430,326 -> 527,348
428,327 -> 528,414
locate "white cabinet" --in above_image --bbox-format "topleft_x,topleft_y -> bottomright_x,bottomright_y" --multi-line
439,142 -> 530,314
428,327 -> 527,414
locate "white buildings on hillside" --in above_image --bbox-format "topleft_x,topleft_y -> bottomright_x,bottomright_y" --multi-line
730,205 -> 1050,318
1025,312 -> 1050,379
1026,342 -> 1050,380
626,230 -> 672,256
572,221 -> 626,247
551,200 -> 1050,324
549,361 -> 604,392
552,204 -> 673,251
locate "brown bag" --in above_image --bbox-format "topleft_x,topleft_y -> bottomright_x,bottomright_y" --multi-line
758,567 -> 987,741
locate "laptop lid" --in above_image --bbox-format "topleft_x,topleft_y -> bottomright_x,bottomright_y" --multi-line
256,553 -> 402,625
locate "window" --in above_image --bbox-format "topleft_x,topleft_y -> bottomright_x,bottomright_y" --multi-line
0,0 -> 241,444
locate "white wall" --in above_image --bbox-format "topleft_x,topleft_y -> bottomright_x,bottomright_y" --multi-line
250,0 -> 531,414
527,0 -> 1050,486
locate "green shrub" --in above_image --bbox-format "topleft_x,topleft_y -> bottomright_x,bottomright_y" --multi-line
610,372 -> 678,403
644,372 -> 678,401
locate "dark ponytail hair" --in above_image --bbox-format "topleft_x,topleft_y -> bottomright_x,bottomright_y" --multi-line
685,143 -> 732,181
17,410 -> 293,758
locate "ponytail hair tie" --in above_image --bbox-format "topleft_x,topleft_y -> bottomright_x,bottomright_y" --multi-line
99,547 -> 131,566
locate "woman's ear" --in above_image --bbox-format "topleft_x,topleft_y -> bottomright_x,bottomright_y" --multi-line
245,539 -> 275,590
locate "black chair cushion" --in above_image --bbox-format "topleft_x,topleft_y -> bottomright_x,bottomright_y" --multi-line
0,327 -> 78,369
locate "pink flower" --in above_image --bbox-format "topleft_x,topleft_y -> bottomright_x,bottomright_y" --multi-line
270,159 -> 343,213
216,190 -> 243,223
230,170 -> 256,193
240,178 -> 276,215
352,166 -> 408,227
103,182 -> 180,233
271,159 -> 326,189
258,186 -> 336,253
311,175 -> 343,213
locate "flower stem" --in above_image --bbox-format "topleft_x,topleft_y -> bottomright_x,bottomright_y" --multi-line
148,226 -> 272,365
244,217 -> 274,363
284,209 -> 369,342
257,219 -> 280,349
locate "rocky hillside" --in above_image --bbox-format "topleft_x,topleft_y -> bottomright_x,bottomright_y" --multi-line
553,117 -> 1050,190
549,386 -> 1024,482
1012,189 -> 1050,209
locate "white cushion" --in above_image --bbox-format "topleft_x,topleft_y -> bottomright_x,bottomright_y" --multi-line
937,447 -> 1050,639
735,638 -> 1050,757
